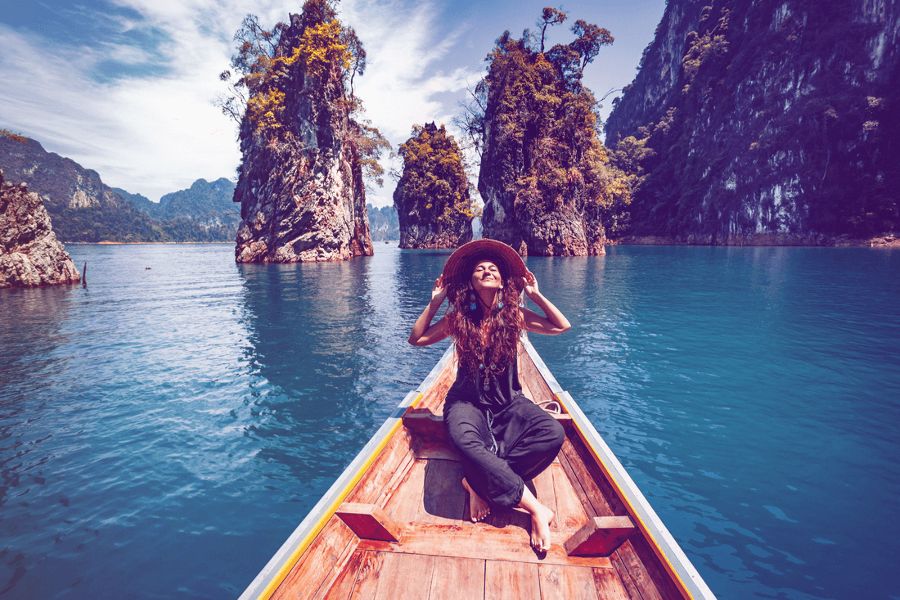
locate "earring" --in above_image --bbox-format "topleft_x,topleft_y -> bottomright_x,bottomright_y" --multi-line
468,290 -> 477,312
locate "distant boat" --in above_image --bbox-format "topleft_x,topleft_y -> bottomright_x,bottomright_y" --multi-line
240,339 -> 715,599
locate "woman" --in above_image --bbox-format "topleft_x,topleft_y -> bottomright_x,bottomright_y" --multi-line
407,239 -> 571,553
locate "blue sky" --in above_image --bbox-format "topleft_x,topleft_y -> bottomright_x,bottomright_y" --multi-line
0,0 -> 666,206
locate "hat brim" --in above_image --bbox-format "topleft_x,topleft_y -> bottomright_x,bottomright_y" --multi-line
442,239 -> 529,286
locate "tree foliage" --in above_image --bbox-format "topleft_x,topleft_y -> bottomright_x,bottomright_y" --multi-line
216,0 -> 388,192
217,0 -> 368,135
467,7 -> 629,248
395,123 -> 474,226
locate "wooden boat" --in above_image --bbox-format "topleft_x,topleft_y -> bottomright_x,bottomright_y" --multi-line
240,339 -> 716,599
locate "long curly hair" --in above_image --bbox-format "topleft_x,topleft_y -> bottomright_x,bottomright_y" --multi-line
446,258 -> 524,376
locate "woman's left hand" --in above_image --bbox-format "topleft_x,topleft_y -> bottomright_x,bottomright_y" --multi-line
522,271 -> 539,299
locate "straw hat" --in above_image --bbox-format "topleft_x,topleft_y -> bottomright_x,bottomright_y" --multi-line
442,239 -> 528,286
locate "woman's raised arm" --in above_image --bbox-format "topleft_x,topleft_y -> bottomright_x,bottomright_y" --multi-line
519,271 -> 571,335
408,274 -> 451,346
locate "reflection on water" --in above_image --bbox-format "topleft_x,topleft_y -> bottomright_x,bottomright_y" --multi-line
0,243 -> 897,599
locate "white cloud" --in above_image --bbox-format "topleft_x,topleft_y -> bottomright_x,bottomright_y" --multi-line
0,0 -> 481,206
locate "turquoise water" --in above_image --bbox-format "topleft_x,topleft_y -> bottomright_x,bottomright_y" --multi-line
0,243 -> 897,599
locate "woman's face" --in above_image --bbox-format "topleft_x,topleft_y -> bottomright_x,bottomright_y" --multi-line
470,260 -> 503,292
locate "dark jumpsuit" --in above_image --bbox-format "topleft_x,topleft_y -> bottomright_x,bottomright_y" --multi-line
444,350 -> 565,509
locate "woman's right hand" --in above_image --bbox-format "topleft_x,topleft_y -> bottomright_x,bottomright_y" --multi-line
431,274 -> 447,304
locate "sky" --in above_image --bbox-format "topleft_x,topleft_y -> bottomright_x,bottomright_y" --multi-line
0,0 -> 666,206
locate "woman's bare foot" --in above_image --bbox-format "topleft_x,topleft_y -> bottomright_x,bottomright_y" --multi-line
529,502 -> 554,552
517,485 -> 554,552
462,478 -> 490,522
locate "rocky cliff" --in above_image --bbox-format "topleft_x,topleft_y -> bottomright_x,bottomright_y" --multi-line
0,170 -> 80,287
232,1 -> 380,263
605,0 -> 899,243
474,12 -> 631,256
0,132 -> 164,242
394,123 -> 473,249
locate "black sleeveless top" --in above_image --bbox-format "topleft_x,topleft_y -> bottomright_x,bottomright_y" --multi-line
445,311 -> 522,411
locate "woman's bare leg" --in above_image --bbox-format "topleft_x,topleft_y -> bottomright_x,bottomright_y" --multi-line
462,477 -> 491,522
517,485 -> 554,552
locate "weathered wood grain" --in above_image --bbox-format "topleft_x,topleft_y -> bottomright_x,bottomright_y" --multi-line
272,516 -> 356,600
537,563 -> 597,600
428,556 -> 485,599
355,522 -> 612,568
591,567 -> 630,600
485,560 -> 541,600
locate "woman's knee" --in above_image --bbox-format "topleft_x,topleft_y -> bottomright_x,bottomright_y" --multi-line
445,402 -> 491,453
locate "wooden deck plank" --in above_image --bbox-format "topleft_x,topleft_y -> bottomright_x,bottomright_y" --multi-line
485,560 -> 541,600
563,436 -> 626,515
611,540 -> 665,600
591,567 -> 630,600
610,551 -> 649,600
374,553 -> 436,600
622,536 -> 686,600
538,564 -> 598,600
272,515 -> 356,600
389,459 -> 427,525
356,523 -> 612,568
559,438 -> 616,517
316,548 -> 364,600
551,461 -> 591,531
427,556 -> 485,600
422,459 -> 467,523
348,551 -> 383,599
376,447 -> 416,507
418,367 -> 456,412
518,352 -> 557,405
345,428 -> 413,505
531,467 -> 557,524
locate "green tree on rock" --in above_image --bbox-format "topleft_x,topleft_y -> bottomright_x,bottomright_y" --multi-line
394,123 -> 474,249
465,7 -> 631,256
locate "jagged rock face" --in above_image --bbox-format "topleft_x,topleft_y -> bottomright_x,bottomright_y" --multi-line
0,134 -> 163,242
233,12 -> 372,263
477,37 -> 618,256
606,0 -> 899,242
394,123 -> 473,249
0,170 -> 80,288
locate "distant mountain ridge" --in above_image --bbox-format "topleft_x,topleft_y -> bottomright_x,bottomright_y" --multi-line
0,132 -> 238,242
115,178 -> 240,242
367,204 -> 399,241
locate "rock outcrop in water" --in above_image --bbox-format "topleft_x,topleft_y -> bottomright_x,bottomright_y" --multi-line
469,11 -> 632,256
0,170 -> 80,288
231,1 -> 386,262
394,123 -> 473,249
605,0 -> 899,244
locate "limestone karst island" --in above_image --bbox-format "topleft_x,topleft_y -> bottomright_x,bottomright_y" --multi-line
0,1 -> 898,600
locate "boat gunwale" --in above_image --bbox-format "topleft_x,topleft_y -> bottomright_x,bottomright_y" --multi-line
238,346 -> 456,600
520,336 -> 716,599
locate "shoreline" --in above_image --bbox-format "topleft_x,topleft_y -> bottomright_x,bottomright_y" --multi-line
610,233 -> 900,249
67,241 -> 234,245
